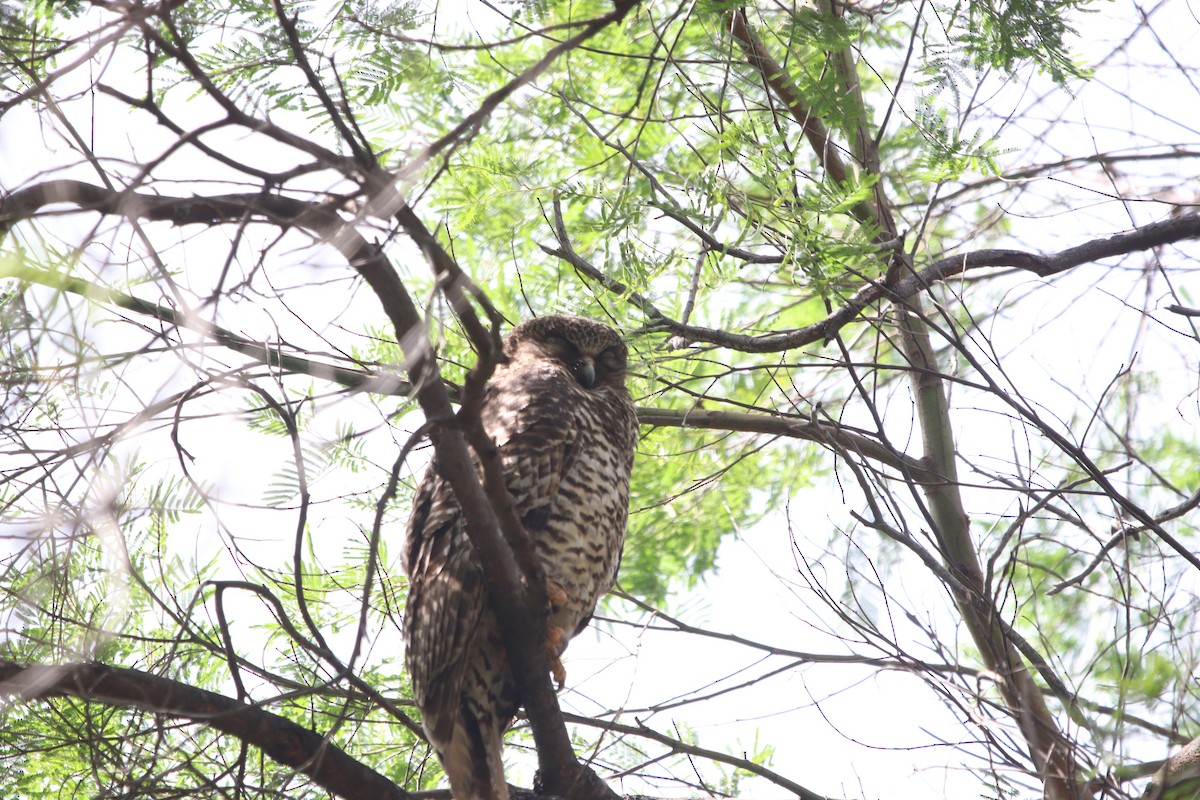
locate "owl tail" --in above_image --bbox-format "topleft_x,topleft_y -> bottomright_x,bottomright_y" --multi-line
429,707 -> 508,800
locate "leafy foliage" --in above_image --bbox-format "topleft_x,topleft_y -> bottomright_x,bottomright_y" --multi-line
962,0 -> 1094,82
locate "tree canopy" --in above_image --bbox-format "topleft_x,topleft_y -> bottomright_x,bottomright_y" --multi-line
2,0 -> 1199,799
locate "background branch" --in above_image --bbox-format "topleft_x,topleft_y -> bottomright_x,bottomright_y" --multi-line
0,661 -> 411,800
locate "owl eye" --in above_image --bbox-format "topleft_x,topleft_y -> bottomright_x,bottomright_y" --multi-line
542,335 -> 575,359
598,346 -> 626,372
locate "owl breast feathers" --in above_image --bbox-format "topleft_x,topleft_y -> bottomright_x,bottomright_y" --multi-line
402,315 -> 638,800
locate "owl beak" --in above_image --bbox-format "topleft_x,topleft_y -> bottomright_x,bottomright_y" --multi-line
573,357 -> 596,389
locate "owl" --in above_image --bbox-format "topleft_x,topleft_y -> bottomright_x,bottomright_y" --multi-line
402,315 -> 639,800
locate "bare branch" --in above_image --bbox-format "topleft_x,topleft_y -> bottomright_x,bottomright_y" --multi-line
394,0 -> 642,182
563,212 -> 1200,352
560,712 -> 838,800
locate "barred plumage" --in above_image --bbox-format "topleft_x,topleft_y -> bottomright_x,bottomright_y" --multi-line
402,315 -> 638,800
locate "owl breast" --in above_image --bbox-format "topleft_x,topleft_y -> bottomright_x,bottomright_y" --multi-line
484,363 -> 637,641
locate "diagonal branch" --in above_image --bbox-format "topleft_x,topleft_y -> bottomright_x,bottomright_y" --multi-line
725,8 -> 849,187
392,0 -> 641,183
725,8 -> 886,232
637,405 -> 932,479
560,712 -> 838,800
547,207 -> 1200,353
0,260 -> 405,395
0,660 -> 411,800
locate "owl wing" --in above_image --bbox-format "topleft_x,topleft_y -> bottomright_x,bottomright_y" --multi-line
402,464 -> 487,743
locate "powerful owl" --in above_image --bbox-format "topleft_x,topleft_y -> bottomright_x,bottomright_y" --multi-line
402,315 -> 638,800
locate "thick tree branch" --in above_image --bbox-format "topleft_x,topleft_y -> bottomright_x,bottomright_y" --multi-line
725,8 -> 887,232
637,406 -> 933,479
729,10 -> 1092,792
0,660 -> 410,800
725,9 -> 848,187
1141,734 -> 1200,800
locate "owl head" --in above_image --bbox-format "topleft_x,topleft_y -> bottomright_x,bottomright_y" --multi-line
503,315 -> 629,390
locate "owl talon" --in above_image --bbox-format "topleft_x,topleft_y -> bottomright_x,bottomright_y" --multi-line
549,653 -> 567,689
547,625 -> 567,688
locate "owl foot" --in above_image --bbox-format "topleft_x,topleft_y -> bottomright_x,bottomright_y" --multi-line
544,579 -> 569,687
546,625 -> 567,688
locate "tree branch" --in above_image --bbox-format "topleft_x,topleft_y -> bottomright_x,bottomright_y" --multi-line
0,260 -> 407,395
393,0 -> 641,182
560,712 -> 838,800
0,660 -> 410,800
543,199 -> 1200,353
13,181 -> 1197,361
637,405 -> 933,480
725,8 -> 887,232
